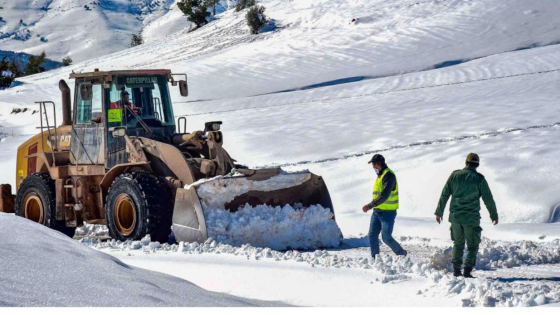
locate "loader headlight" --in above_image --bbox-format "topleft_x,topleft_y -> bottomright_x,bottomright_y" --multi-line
204,121 -> 222,132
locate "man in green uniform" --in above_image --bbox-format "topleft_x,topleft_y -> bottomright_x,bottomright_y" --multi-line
435,153 -> 499,278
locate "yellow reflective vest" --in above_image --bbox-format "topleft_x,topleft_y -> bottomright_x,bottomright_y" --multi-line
372,168 -> 399,210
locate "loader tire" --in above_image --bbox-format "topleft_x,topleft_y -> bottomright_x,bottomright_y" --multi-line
106,172 -> 173,243
15,173 -> 76,238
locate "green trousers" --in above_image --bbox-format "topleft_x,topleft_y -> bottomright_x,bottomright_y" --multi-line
450,223 -> 482,269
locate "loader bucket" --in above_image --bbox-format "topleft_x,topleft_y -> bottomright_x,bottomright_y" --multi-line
172,169 -> 341,248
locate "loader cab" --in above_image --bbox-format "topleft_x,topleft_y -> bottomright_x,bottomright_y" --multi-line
69,70 -> 179,169
104,74 -> 176,168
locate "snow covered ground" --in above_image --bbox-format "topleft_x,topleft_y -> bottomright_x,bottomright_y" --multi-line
82,235 -> 560,307
1,0 -> 560,307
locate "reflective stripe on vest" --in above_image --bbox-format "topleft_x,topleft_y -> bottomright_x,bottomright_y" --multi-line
372,168 -> 399,210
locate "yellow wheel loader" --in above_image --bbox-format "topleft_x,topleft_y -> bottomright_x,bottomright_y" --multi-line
0,69 -> 337,243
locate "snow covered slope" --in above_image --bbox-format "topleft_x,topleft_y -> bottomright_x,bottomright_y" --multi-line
0,213 -> 280,306
0,0 -> 197,63
1,0 -> 560,234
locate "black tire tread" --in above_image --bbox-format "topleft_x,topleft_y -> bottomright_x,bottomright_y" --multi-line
15,173 -> 76,237
106,172 -> 173,243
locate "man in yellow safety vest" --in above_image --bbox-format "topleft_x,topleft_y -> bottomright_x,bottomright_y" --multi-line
362,154 -> 407,258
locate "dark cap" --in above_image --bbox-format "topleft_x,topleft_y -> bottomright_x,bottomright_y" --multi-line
368,154 -> 385,165
466,153 -> 480,164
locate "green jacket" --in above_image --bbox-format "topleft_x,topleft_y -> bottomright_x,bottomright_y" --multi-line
435,166 -> 498,226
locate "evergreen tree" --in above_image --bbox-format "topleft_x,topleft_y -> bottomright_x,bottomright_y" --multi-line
0,57 -> 15,89
7,60 -> 21,77
177,0 -> 210,28
62,55 -> 73,66
246,5 -> 268,34
24,51 -> 47,76
131,33 -> 144,47
236,0 -> 257,12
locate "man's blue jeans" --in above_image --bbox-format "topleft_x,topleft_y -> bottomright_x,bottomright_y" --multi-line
369,210 -> 405,257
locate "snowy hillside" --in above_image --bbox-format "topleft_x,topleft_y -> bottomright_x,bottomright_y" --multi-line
0,0 -> 204,63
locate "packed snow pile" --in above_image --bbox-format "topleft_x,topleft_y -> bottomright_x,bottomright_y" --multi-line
204,203 -> 342,250
186,172 -> 342,250
0,213 -> 280,306
74,222 -> 109,238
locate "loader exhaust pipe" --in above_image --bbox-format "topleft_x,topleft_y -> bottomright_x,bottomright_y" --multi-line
59,79 -> 72,126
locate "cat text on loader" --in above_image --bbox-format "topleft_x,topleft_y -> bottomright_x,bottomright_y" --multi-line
0,69 -> 337,243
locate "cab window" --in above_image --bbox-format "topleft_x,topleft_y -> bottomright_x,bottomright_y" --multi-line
106,75 -> 174,128
76,83 -> 102,124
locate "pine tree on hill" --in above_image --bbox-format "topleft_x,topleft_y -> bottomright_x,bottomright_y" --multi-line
131,33 -> 144,47
0,57 -> 15,89
177,0 -> 210,28
246,5 -> 268,34
62,55 -> 73,66
24,51 -> 47,76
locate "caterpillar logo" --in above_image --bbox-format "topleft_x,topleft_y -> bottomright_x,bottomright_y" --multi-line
125,76 -> 157,84
48,134 -> 71,148
59,135 -> 71,147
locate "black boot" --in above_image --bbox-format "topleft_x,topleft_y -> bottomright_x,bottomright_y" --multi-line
453,267 -> 463,277
464,267 -> 475,278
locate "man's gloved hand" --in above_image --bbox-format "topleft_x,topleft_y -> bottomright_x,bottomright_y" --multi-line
362,205 -> 370,213
436,216 -> 442,224
493,218 -> 499,225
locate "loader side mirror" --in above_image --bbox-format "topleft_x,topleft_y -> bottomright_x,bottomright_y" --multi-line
178,80 -> 188,97
109,126 -> 127,138
204,121 -> 222,132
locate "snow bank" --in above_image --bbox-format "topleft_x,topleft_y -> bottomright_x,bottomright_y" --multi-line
204,203 -> 342,250
0,213 -> 279,306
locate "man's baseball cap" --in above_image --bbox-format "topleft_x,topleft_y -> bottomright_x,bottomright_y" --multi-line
368,154 -> 385,165
466,153 -> 480,164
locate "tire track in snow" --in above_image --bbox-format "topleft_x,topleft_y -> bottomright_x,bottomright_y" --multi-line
256,122 -> 560,168
182,68 -> 560,117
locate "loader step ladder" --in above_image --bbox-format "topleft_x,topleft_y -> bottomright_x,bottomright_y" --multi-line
36,101 -> 59,167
